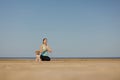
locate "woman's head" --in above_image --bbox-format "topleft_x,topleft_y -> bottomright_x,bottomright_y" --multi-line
43,38 -> 47,45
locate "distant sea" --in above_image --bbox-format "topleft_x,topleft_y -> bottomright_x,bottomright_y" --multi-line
0,57 -> 120,59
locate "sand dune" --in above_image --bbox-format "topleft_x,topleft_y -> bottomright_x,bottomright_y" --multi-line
0,59 -> 120,80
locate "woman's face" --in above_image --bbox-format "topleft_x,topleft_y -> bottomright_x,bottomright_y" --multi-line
43,39 -> 47,44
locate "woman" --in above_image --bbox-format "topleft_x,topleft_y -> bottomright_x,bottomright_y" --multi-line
40,38 -> 52,61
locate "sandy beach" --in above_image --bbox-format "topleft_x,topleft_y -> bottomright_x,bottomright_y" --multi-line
0,59 -> 120,80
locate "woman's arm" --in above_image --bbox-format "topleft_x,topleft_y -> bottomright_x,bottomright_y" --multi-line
40,45 -> 43,53
47,45 -> 52,53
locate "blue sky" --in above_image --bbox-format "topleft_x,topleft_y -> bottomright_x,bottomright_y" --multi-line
0,0 -> 120,57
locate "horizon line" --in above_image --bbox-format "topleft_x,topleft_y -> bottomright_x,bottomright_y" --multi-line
0,57 -> 120,59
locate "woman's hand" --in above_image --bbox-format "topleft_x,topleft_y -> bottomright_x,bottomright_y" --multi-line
47,45 -> 52,53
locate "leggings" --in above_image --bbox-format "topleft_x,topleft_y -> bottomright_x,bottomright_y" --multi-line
40,55 -> 51,61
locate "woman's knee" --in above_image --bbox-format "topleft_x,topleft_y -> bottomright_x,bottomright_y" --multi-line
47,57 -> 50,61
40,55 -> 51,61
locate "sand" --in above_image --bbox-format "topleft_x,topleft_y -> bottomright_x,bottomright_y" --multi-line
0,59 -> 120,80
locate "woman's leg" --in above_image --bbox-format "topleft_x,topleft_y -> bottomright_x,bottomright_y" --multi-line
40,55 -> 51,61
45,56 -> 50,61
